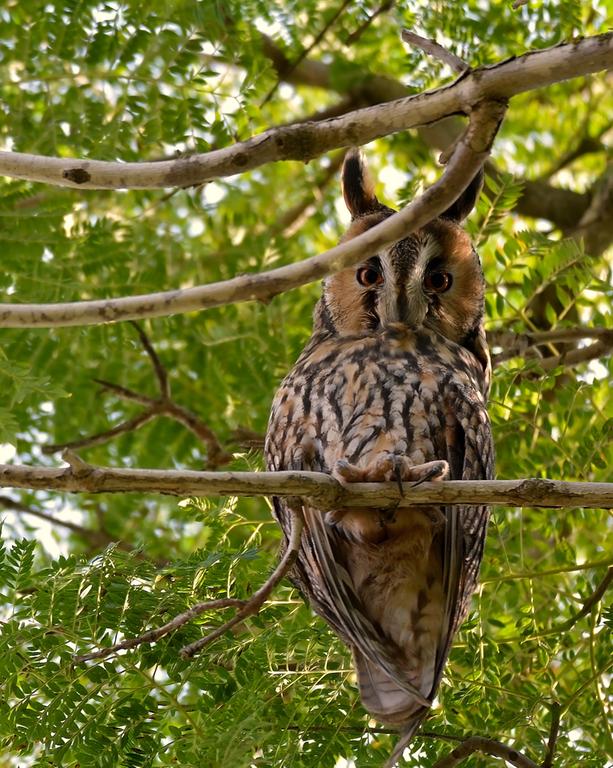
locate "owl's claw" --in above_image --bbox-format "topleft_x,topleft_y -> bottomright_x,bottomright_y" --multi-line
333,455 -> 449,487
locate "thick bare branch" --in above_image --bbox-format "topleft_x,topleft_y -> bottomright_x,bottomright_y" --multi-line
260,31 -> 603,234
0,461 -> 611,508
0,34 -> 610,190
432,736 -> 539,768
0,102 -> 504,328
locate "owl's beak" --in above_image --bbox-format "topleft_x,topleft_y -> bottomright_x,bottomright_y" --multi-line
393,285 -> 428,329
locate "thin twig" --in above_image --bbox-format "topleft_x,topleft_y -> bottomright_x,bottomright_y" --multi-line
344,1 -> 394,46
542,702 -> 561,768
180,506 -> 304,658
129,321 -> 170,399
260,0 -> 353,106
401,29 -> 469,73
42,411 -> 158,454
74,598 -> 246,663
431,736 -> 539,768
44,325 -> 231,467
484,566 -> 613,643
561,567 -> 613,631
93,378 -> 156,407
0,461 -> 612,508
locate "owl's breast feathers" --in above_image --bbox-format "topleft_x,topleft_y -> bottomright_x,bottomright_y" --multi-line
265,325 -> 493,727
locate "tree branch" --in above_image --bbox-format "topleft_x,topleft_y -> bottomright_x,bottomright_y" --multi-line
489,327 -> 613,365
401,29 -> 469,73
73,598 -> 246,663
0,34 -> 609,190
43,324 -> 231,466
0,101 -> 505,328
74,506 -> 304,663
431,736 -> 539,768
0,461 -> 611,508
542,702 -> 561,768
180,505 -> 303,658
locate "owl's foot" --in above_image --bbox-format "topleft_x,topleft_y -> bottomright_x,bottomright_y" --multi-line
328,455 -> 448,541
333,455 -> 448,486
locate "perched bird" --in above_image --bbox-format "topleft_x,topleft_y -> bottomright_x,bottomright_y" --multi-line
265,149 -> 494,740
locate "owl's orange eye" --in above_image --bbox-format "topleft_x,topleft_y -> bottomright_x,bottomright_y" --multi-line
356,265 -> 384,288
424,271 -> 453,293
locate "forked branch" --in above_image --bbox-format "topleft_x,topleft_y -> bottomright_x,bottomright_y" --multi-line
0,34 -> 609,190
43,323 -> 231,467
0,101 -> 505,328
74,507 -> 304,663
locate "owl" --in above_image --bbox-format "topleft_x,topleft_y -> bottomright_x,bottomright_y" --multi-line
265,149 -> 494,740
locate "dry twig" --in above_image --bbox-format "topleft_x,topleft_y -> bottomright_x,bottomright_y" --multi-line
73,598 -> 246,663
542,702 -> 561,768
74,506 -> 304,664
430,736 -> 539,768
401,29 -> 469,73
43,323 -> 230,467
180,505 -> 304,658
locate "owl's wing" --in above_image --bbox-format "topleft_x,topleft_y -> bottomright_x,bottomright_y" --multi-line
273,495 -> 431,708
434,384 -> 494,685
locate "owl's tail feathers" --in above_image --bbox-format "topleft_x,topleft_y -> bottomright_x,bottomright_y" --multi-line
384,720 -> 426,768
353,650 -> 430,727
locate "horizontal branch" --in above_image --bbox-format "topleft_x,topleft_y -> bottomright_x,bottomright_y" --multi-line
0,34 -> 610,190
1,461 -> 611,508
0,102 -> 504,327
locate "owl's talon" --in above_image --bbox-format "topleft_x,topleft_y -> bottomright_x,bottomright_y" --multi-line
408,460 -> 449,488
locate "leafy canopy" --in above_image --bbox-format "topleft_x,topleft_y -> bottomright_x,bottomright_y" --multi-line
0,1 -> 611,767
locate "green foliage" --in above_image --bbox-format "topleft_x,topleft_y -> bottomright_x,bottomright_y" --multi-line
0,1 -> 611,766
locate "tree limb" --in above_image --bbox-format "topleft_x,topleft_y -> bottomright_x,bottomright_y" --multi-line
0,461 -> 611,508
260,29 -> 602,233
0,101 -> 505,328
431,736 -> 539,768
0,34 -> 609,190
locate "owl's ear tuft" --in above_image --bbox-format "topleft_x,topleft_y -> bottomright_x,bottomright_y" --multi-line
342,148 -> 379,218
440,168 -> 484,222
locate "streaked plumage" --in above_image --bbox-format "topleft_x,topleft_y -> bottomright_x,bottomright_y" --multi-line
265,149 -> 494,738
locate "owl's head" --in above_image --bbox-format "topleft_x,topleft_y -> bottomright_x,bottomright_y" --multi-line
317,149 -> 488,372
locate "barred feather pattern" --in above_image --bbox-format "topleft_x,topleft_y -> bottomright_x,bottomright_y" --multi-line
266,326 -> 493,726
265,148 -> 494,735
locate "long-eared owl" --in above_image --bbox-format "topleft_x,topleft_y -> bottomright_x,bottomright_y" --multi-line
265,149 -> 494,738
